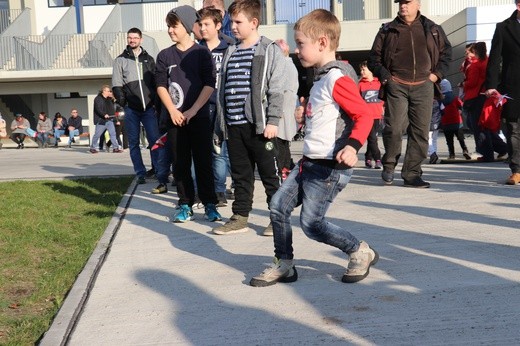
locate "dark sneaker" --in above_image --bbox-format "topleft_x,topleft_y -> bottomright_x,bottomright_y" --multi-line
365,159 -> 372,168
173,204 -> 193,223
226,188 -> 235,200
250,257 -> 298,287
152,183 -> 168,194
262,222 -> 273,236
497,152 -> 508,161
212,214 -> 249,235
342,241 -> 378,283
381,168 -> 394,185
136,176 -> 146,184
89,148 -> 98,154
403,177 -> 430,188
463,150 -> 471,160
429,152 -> 439,164
216,192 -> 227,207
113,148 -> 124,153
145,168 -> 156,178
448,154 -> 455,160
374,160 -> 382,169
204,203 -> 222,222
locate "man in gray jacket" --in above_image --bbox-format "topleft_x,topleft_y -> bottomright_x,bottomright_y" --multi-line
369,0 -> 451,188
112,27 -> 160,185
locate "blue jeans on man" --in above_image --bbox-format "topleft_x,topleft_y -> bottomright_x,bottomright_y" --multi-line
124,106 -> 160,178
53,129 -> 65,145
68,129 -> 79,145
90,121 -> 120,151
270,159 -> 360,260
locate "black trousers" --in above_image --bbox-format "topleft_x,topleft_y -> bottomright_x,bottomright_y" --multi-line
365,119 -> 382,161
227,123 -> 281,217
168,116 -> 217,206
10,133 -> 26,144
444,128 -> 467,155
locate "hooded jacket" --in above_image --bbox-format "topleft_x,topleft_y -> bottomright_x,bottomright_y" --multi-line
112,46 -> 156,111
303,61 -> 373,159
215,36 -> 285,140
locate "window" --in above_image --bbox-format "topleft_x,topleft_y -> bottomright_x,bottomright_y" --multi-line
54,92 -> 88,99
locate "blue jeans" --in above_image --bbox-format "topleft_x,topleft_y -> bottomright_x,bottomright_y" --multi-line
37,132 -> 50,146
124,107 -> 160,178
68,129 -> 79,144
54,129 -> 65,144
271,159 -> 360,260
213,141 -> 230,193
90,121 -> 119,151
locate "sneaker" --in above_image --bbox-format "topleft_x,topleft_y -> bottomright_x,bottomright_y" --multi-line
497,152 -> 508,161
192,195 -> 203,209
262,222 -> 273,236
145,168 -> 156,178
463,150 -> 471,160
448,154 -> 455,160
216,192 -> 227,207
342,241 -> 379,283
429,152 -> 439,164
212,214 -> 249,235
374,160 -> 382,169
89,148 -> 98,154
403,177 -> 430,188
136,176 -> 146,185
250,257 -> 298,287
204,203 -> 222,222
152,183 -> 168,194
173,204 -> 193,223
381,168 -> 394,185
226,188 -> 235,200
365,159 -> 372,168
505,173 -> 520,185
113,148 -> 124,153
171,178 -> 177,187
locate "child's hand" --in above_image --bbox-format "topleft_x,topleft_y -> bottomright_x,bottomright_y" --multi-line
336,145 -> 358,168
183,108 -> 197,124
170,111 -> 185,126
295,96 -> 306,124
263,124 -> 278,139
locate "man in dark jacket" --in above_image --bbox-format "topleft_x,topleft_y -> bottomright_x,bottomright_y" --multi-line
368,0 -> 451,188
112,27 -> 160,185
485,1 -> 520,185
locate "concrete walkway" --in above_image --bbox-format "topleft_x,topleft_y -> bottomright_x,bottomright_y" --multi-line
3,140 -> 519,345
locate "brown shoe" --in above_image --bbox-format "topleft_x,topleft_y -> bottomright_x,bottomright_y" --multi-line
505,173 -> 520,185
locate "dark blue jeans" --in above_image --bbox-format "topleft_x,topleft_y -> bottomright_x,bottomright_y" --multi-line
124,106 -> 160,178
270,159 -> 360,260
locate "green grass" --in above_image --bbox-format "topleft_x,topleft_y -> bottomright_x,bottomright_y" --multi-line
0,177 -> 133,345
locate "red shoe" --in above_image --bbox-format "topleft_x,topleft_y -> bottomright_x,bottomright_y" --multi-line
113,148 -> 124,153
89,148 -> 98,154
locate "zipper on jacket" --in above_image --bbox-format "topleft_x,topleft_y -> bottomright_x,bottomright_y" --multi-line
134,50 -> 146,111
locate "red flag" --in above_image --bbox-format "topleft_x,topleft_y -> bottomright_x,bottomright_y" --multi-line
151,133 -> 167,151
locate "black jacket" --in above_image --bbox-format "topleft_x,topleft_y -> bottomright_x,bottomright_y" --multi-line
485,10 -> 520,121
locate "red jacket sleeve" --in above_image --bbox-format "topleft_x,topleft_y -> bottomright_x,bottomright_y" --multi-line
332,76 -> 374,152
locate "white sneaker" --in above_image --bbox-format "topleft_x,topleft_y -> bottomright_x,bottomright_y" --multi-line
342,241 -> 378,283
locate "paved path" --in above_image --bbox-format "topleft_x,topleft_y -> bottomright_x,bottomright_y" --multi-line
5,140 -> 519,345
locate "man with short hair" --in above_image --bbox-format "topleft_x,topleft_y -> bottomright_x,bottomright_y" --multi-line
369,0 -> 451,188
67,108 -> 83,148
112,27 -> 160,185
484,0 -> 520,185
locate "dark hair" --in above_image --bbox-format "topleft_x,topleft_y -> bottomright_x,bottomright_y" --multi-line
127,27 -> 142,37
198,7 -> 223,25
470,41 -> 487,60
166,10 -> 181,28
359,60 -> 368,69
229,0 -> 261,25
55,112 -> 62,117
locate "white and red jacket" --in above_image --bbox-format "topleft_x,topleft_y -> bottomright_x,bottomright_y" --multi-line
303,61 -> 373,160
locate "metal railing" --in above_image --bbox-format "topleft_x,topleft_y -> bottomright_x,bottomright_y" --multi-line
0,32 -> 128,71
0,9 -> 22,34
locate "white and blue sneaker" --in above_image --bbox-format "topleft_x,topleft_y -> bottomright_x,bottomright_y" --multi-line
204,203 -> 222,222
173,204 -> 193,223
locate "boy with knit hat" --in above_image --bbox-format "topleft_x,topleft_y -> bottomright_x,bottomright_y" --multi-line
155,5 -> 222,223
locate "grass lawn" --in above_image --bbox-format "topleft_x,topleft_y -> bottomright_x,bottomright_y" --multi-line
0,177 -> 133,345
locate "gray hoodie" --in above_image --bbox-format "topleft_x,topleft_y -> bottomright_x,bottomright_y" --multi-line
215,36 -> 285,141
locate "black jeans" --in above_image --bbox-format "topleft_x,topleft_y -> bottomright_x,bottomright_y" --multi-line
443,128 -> 467,155
10,133 -> 26,144
506,117 -> 520,174
168,116 -> 217,206
382,79 -> 433,181
365,119 -> 382,161
227,123 -> 281,217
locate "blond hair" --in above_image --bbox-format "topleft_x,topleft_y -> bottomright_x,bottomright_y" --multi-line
294,9 -> 340,51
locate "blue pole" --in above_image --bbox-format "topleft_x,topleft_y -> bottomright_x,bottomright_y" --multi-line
74,0 -> 84,34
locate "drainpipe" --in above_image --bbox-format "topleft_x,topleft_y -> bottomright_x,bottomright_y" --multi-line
74,0 -> 84,34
